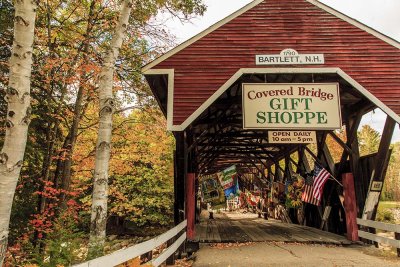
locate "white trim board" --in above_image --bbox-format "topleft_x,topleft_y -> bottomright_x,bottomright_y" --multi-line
145,67 -> 400,131
142,0 -> 400,73
145,69 -> 175,130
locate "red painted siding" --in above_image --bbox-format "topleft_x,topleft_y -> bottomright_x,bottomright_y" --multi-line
153,0 -> 400,125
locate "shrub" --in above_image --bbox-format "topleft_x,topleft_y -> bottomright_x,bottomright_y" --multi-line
376,208 -> 395,223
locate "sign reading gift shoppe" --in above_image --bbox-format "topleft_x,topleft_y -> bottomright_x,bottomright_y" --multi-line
242,83 -> 341,130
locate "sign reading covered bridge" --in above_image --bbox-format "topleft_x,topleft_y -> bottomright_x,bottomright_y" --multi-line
242,83 -> 341,129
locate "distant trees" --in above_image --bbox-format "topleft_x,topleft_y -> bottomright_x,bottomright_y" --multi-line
358,125 -> 380,156
357,124 -> 400,201
383,142 -> 400,201
107,109 -> 175,227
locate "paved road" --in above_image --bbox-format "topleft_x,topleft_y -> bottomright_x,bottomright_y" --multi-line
192,242 -> 400,267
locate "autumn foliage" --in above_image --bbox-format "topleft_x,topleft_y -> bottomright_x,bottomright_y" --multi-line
1,0 -> 205,265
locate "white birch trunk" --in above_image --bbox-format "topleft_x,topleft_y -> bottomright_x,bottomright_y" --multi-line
0,1 -> 37,265
88,0 -> 133,257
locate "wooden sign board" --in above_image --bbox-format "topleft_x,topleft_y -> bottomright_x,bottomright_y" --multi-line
256,48 -> 325,65
370,181 -> 383,192
268,131 -> 316,143
242,83 -> 341,130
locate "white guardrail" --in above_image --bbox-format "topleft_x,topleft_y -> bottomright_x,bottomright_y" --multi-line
357,218 -> 400,256
74,220 -> 187,267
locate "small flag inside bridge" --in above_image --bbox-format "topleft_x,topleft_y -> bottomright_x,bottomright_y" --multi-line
301,173 -> 320,206
312,165 -> 330,202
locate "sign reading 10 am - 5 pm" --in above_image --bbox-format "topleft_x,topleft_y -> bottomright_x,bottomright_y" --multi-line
242,83 -> 341,130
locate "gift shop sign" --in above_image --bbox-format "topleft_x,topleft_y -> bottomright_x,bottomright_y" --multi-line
242,83 -> 341,130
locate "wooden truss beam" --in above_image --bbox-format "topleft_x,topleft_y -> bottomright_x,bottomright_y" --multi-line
362,116 -> 396,220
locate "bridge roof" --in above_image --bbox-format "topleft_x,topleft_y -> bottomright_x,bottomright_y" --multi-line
143,0 -> 400,131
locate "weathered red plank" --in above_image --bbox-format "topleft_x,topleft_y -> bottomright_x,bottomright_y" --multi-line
186,173 -> 196,240
343,173 -> 359,242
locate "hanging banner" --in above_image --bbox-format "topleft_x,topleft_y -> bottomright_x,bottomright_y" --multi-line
218,165 -> 239,197
242,83 -> 341,130
200,174 -> 226,207
218,165 -> 237,190
285,173 -> 305,208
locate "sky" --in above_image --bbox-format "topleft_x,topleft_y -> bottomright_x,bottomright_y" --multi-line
159,0 -> 400,142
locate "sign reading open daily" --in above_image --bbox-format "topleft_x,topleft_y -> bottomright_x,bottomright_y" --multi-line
268,131 -> 316,144
242,83 -> 341,130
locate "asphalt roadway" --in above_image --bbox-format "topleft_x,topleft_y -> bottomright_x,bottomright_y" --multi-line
191,242 -> 400,267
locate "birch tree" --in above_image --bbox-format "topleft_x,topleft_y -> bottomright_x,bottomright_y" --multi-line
0,0 -> 37,265
88,0 -> 134,257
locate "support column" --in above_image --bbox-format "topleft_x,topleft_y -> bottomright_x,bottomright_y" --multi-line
284,155 -> 293,178
186,173 -> 196,240
174,132 -> 186,225
274,162 -> 282,182
346,116 -> 363,215
362,117 -> 396,220
342,173 -> 359,241
299,146 -> 311,174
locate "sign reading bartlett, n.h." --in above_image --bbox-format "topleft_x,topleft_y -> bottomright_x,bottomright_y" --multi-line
256,48 -> 324,65
242,83 -> 341,130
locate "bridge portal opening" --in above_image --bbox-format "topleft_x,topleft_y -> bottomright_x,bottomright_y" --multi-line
143,0 -> 400,245
181,72 -> 395,243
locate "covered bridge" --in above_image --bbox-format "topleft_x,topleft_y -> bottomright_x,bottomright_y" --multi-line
142,0 -> 400,243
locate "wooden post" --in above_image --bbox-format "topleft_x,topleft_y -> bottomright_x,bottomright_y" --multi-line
173,151 -> 179,225
322,140 -> 336,175
166,236 -> 176,265
284,155 -> 293,179
186,173 -> 196,240
274,162 -> 282,182
342,173 -> 359,241
320,206 -> 332,230
362,117 -> 396,221
174,132 -> 186,225
300,147 -> 311,173
140,251 -> 152,264
395,232 -> 400,257
344,115 -> 363,214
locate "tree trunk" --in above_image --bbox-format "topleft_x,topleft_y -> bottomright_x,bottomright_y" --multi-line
88,0 -> 133,258
59,82 -> 85,207
0,1 -> 37,265
58,0 -> 97,209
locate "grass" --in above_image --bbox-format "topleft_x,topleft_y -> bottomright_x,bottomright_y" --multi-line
378,201 -> 400,209
377,201 -> 400,224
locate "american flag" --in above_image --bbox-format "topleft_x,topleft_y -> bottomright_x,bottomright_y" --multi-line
312,165 -> 331,202
301,173 -> 320,206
